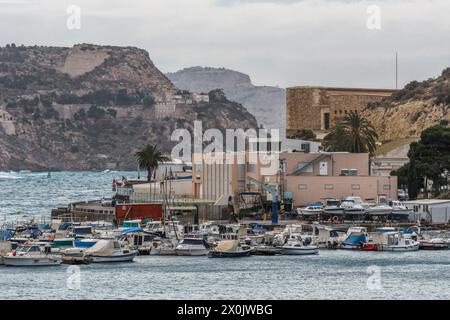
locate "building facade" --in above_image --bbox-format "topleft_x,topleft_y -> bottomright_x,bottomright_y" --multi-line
286,86 -> 396,137
281,152 -> 397,207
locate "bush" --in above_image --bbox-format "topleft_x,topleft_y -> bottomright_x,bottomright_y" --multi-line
73,109 -> 86,120
87,105 -> 106,119
107,108 -> 117,118
143,95 -> 155,107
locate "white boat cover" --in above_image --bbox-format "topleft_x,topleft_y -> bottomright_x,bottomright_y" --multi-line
85,240 -> 114,256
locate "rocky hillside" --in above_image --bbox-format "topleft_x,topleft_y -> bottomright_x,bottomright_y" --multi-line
363,68 -> 450,141
0,44 -> 258,171
166,67 -> 285,135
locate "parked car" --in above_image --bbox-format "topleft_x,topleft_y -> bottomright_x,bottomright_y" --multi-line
101,197 -> 114,207
397,189 -> 408,200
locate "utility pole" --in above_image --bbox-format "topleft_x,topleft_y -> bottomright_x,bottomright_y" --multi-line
395,52 -> 398,89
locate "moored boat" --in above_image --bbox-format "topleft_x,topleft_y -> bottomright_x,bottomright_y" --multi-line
378,232 -> 420,252
85,240 -> 138,263
3,244 -> 62,267
175,238 -> 209,256
209,240 -> 252,258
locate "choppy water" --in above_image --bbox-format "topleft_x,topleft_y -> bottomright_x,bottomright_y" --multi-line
0,171 -> 449,300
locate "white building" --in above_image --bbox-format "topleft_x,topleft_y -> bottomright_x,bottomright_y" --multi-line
403,199 -> 450,224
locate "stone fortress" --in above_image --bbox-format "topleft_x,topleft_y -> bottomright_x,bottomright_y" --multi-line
286,86 -> 396,137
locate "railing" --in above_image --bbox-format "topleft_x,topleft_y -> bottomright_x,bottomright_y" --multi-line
130,193 -> 217,205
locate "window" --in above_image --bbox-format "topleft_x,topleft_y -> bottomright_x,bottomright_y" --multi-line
341,169 -> 349,176
247,163 -> 256,173
301,143 -> 310,153
324,184 -> 334,190
351,184 -> 361,190
195,164 -> 203,172
383,184 -> 391,190
298,184 -> 307,190
349,169 -> 358,176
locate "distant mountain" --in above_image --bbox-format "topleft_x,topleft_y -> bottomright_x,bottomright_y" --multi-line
166,67 -> 286,136
363,68 -> 450,141
0,44 -> 258,170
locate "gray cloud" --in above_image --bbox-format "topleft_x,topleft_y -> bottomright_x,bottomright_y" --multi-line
0,0 -> 449,89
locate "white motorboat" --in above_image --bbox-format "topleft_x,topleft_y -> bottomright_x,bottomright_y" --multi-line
341,197 -> 366,218
378,232 -> 420,252
323,199 -> 344,217
85,240 -> 138,263
150,239 -> 177,255
175,238 -> 209,256
3,244 -> 62,267
277,235 -> 319,255
297,204 -> 324,217
363,203 -> 393,217
389,201 -> 412,221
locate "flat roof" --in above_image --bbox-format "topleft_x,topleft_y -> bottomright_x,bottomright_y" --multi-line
287,86 -> 398,93
403,199 -> 450,205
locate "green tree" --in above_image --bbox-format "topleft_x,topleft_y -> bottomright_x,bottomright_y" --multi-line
408,125 -> 450,197
323,111 -> 378,155
407,144 -> 419,200
135,144 -> 170,182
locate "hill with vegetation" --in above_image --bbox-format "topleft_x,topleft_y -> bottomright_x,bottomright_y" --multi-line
0,44 -> 258,170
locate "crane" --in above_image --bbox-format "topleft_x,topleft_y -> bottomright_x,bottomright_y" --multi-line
247,176 -> 279,224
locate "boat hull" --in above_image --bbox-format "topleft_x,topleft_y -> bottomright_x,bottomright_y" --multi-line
175,248 -> 209,256
277,246 -> 319,255
378,243 -> 420,252
3,256 -> 62,267
90,251 -> 137,263
208,250 -> 252,258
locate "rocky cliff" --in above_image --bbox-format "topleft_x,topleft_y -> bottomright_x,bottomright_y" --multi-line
0,44 -> 258,171
363,68 -> 450,142
166,67 -> 285,134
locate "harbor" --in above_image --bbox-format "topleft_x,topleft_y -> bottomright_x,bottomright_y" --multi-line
1,167 -> 449,300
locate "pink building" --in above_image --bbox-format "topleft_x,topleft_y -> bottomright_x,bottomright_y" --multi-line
281,152 -> 397,207
191,150 -> 397,208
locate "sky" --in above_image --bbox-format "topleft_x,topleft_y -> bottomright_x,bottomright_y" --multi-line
1,0 -> 449,89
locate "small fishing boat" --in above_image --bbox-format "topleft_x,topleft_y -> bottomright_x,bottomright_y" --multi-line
341,197 -> 366,219
253,245 -> 281,256
297,204 -> 324,218
209,240 -> 252,258
175,238 -> 209,256
61,247 -> 92,265
389,201 -> 412,221
340,227 -> 370,250
85,240 -> 138,263
277,236 -> 319,255
378,232 -> 420,252
419,238 -> 448,250
363,203 -> 393,217
3,244 -> 61,267
150,239 -> 177,255
322,199 -> 344,218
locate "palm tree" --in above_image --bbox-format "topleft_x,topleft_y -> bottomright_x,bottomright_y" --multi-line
135,144 -> 170,182
323,111 -> 378,155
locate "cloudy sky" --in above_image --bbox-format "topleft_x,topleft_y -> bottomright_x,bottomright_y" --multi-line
1,0 -> 449,88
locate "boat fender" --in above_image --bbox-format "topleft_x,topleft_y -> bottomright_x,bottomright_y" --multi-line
12,251 -> 17,256
332,216 -> 339,223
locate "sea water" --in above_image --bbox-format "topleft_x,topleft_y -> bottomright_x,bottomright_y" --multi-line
0,171 -> 449,300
